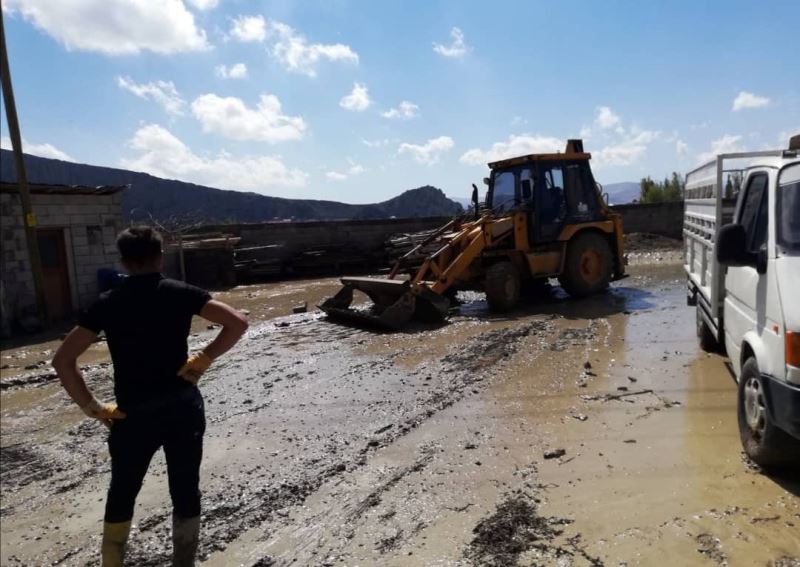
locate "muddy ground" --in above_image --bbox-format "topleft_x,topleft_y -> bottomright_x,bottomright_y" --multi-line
1,241 -> 798,566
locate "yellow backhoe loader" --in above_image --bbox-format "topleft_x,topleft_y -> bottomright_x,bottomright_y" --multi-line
319,139 -> 626,329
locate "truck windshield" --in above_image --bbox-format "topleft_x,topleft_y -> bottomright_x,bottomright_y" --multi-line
777,164 -> 800,253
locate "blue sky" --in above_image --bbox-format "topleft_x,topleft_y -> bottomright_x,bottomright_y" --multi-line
1,0 -> 798,203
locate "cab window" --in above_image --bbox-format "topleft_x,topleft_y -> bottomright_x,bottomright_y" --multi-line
738,173 -> 768,253
563,162 -> 597,218
492,171 -> 516,212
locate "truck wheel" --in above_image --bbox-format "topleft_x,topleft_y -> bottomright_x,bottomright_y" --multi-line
485,261 -> 520,312
738,357 -> 800,469
696,305 -> 718,352
558,232 -> 612,297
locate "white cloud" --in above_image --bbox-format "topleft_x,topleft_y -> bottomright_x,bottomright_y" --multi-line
339,83 -> 371,112
362,138 -> 391,148
676,139 -> 689,155
593,129 -> 660,168
268,21 -> 358,77
325,171 -> 348,181
325,162 -> 365,182
229,14 -> 266,42
697,134 -> 744,163
594,106 -> 620,129
191,93 -> 306,143
433,27 -> 470,58
348,163 -> 365,175
117,76 -> 186,116
226,17 -> 358,76
732,91 -> 770,111
121,124 -> 307,191
215,62 -> 248,79
0,136 -> 73,161
3,0 -> 209,55
381,101 -> 419,119
186,0 -> 217,9
459,135 -> 563,166
399,136 -> 455,165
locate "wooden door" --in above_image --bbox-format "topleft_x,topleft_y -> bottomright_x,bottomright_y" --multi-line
36,229 -> 72,320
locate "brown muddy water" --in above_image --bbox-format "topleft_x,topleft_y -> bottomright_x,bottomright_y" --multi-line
1,263 -> 798,566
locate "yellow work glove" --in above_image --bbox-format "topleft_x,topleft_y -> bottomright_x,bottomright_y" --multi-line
178,352 -> 212,385
81,398 -> 126,428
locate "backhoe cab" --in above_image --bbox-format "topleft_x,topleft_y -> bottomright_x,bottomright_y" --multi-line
320,139 -> 626,329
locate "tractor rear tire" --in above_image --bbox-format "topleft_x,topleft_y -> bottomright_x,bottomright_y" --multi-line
485,261 -> 520,312
559,232 -> 613,297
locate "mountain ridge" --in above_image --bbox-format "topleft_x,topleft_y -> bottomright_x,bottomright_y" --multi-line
0,150 -> 463,222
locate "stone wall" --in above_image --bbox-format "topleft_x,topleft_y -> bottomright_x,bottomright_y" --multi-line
205,202 -> 683,258
611,201 -> 684,239
0,191 -> 123,333
204,217 -> 453,261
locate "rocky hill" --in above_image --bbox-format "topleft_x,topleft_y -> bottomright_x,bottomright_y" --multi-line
0,150 -> 462,222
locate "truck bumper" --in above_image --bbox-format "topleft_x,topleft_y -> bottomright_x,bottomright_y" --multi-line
762,372 -> 800,440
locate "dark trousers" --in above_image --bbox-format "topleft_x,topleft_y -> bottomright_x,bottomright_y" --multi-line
104,389 -> 206,523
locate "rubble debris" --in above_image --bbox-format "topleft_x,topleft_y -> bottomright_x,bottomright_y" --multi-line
465,492 -> 592,567
581,389 -> 655,402
543,448 -> 566,460
292,302 -> 308,314
695,533 -> 726,565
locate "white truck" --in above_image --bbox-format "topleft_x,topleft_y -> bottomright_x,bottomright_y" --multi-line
684,135 -> 800,468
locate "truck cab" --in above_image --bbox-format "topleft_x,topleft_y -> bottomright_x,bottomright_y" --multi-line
685,135 -> 799,467
717,153 -> 800,466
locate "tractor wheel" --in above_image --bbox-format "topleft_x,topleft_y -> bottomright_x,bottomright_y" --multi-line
558,232 -> 613,297
484,261 -> 520,312
738,357 -> 800,469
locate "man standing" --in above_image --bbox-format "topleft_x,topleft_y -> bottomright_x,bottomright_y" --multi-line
53,227 -> 248,566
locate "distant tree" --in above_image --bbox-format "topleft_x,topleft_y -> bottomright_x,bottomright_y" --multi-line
725,176 -> 734,199
731,171 -> 743,197
640,172 -> 685,203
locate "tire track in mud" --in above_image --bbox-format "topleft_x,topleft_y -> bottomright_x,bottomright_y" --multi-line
195,319 -> 556,565
1,313 -> 560,566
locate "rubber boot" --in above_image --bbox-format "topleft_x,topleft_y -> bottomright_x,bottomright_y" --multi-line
172,514 -> 200,567
101,520 -> 132,567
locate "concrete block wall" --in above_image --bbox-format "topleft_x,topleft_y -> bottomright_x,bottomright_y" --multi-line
0,191 -> 123,332
203,203 -> 682,263
609,201 -> 684,239
204,217 -> 452,261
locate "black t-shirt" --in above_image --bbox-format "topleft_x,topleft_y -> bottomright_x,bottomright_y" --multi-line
79,273 -> 211,411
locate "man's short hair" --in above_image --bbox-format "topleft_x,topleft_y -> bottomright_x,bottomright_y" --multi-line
117,226 -> 163,263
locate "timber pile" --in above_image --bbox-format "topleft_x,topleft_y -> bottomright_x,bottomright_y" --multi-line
385,228 -> 440,261
234,243 -> 377,280
234,245 -> 285,278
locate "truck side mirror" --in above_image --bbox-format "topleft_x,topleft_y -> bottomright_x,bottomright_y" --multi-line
521,179 -> 532,201
716,224 -> 756,267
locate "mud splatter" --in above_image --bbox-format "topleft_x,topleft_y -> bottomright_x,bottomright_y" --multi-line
466,491 -> 600,567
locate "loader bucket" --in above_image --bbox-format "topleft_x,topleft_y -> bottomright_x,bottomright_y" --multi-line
319,277 -> 449,330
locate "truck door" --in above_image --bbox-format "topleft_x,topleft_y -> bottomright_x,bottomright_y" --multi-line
724,171 -> 773,372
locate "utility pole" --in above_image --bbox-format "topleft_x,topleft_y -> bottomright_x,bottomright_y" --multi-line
0,9 -> 48,325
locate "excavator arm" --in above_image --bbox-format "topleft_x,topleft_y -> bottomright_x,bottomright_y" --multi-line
318,215 -> 517,329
